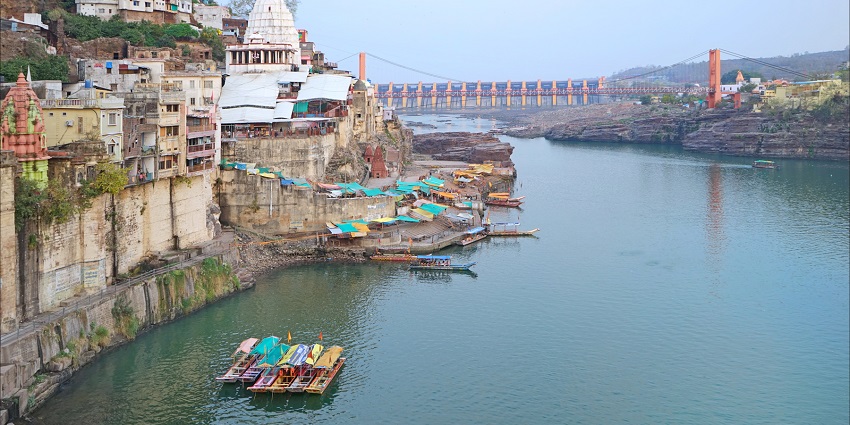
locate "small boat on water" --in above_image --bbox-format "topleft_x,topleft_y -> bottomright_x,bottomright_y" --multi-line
247,343 -> 291,392
409,255 -> 476,271
456,226 -> 487,246
370,252 -> 418,262
486,222 -> 540,237
485,198 -> 523,208
234,336 -> 280,383
238,336 -> 282,383
306,346 -> 346,394
215,337 -> 259,383
753,160 -> 778,169
268,343 -> 315,393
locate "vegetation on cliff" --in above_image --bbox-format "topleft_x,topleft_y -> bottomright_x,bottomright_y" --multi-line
14,162 -> 128,245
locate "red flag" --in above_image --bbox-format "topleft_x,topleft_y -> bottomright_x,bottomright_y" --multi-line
318,332 -> 323,341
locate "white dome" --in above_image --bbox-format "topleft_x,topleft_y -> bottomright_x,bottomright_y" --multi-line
246,0 -> 300,46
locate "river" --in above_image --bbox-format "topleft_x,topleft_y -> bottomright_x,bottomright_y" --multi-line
33,114 -> 849,424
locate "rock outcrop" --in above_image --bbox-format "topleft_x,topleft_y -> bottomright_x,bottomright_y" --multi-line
412,132 -> 514,165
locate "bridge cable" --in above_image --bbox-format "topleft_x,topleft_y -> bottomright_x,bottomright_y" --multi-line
365,52 -> 465,83
719,49 -> 810,79
334,52 -> 360,63
607,50 -> 710,84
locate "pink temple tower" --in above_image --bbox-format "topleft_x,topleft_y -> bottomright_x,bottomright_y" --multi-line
0,73 -> 50,185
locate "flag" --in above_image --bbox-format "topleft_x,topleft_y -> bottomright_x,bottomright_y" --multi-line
318,332 -> 323,341
287,331 -> 292,343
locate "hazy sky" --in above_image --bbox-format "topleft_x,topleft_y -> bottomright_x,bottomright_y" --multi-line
287,0 -> 850,84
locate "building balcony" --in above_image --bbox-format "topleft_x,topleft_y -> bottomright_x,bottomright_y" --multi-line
186,161 -> 214,175
187,143 -> 215,158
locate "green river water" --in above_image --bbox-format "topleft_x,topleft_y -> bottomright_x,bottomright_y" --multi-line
32,114 -> 849,424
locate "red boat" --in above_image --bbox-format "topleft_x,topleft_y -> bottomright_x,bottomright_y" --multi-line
485,199 -> 523,208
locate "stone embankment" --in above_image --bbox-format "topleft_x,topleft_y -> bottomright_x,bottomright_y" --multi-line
0,234 -> 245,423
456,102 -> 849,161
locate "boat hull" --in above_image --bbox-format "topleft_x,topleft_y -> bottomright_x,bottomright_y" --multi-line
409,262 -> 476,271
305,357 -> 346,394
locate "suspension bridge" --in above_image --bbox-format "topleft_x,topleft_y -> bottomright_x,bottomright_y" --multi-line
345,49 -> 811,110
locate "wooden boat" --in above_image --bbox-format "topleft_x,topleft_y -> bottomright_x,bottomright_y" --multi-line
306,346 -> 346,394
235,336 -> 280,383
246,343 -> 290,391
489,228 -> 540,237
456,226 -> 487,246
286,367 -> 318,393
409,255 -> 476,271
215,337 -> 259,383
370,252 -> 417,262
753,160 -> 778,169
267,344 -> 317,393
486,222 -> 540,237
485,198 -> 523,208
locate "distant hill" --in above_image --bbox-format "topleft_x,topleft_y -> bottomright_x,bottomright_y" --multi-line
610,48 -> 850,84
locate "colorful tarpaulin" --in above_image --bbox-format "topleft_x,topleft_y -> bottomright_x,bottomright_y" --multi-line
257,343 -> 290,367
250,336 -> 281,356
314,346 -> 344,369
335,223 -> 358,233
421,176 -> 445,187
419,203 -> 448,216
362,188 -> 386,197
411,208 -> 435,220
433,190 -> 456,199
394,216 -> 420,223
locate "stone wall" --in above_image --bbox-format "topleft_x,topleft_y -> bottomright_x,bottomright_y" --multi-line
228,116 -> 354,180
0,254 -> 242,420
20,173 -> 217,317
0,152 -> 18,333
218,170 -> 396,235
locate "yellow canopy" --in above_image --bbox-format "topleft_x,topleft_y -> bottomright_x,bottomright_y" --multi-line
371,217 -> 397,223
306,344 -> 324,366
352,222 -> 370,233
433,191 -> 457,199
314,346 -> 344,369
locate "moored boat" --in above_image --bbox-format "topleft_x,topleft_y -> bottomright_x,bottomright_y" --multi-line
753,160 -> 778,169
306,346 -> 346,394
456,227 -> 487,246
238,336 -> 282,383
409,255 -> 476,271
215,337 -> 259,383
247,343 -> 291,392
486,222 -> 540,237
267,343 -> 314,393
485,198 -> 523,208
370,252 -> 418,262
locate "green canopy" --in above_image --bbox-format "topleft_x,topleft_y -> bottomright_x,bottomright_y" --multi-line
419,203 -> 447,216
362,188 -> 385,197
256,343 -> 290,367
249,336 -> 281,356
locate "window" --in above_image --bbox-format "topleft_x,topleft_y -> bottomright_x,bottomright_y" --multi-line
165,104 -> 179,113
110,83 -> 118,91
189,80 -> 195,89
161,126 -> 179,136
190,98 -> 196,105
159,159 -> 173,170
98,8 -> 105,13
108,143 -> 116,155
48,112 -> 53,116
203,80 -> 213,89
151,52 -> 158,58
133,1 -> 138,5
145,2 -> 150,7
203,97 -> 212,105
108,113 -> 118,125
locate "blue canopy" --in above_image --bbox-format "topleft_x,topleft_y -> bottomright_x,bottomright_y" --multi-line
417,255 -> 451,260
419,203 -> 447,216
280,179 -> 294,186
362,188 -> 385,197
395,216 -> 420,223
285,344 -> 311,366
465,226 -> 486,234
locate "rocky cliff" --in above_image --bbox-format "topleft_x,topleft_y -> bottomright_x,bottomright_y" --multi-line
498,102 -> 849,161
412,132 -> 515,165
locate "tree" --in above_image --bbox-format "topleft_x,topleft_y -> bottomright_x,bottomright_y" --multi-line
639,95 -> 652,105
164,23 -> 199,40
0,55 -> 69,82
228,0 -> 299,18
739,83 -> 757,93
721,70 -> 764,84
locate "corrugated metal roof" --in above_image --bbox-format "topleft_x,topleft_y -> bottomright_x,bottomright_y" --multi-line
297,74 -> 352,101
273,101 -> 294,120
277,71 -> 309,83
221,106 -> 274,124
220,73 -> 281,108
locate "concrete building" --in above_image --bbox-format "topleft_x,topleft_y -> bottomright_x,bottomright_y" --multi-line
40,90 -> 125,164
162,66 -> 222,175
76,0 -> 192,23
194,4 -> 231,30
222,18 -> 249,38
123,82 -> 186,182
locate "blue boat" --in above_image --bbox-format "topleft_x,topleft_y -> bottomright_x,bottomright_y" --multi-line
408,255 -> 476,271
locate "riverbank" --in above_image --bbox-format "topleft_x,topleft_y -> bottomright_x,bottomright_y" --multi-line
429,101 -> 850,161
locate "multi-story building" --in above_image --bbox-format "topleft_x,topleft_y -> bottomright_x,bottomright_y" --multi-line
162,65 -> 222,175
222,18 -> 248,39
123,82 -> 186,183
40,88 -> 125,164
194,4 -> 231,30
76,0 -> 192,23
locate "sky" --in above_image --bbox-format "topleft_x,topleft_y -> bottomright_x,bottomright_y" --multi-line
279,0 -> 849,84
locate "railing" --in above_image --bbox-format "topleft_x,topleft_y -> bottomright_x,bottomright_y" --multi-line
187,162 -> 213,174
223,126 -> 337,140
187,143 -> 214,153
126,172 -> 155,186
40,98 -> 124,108
187,125 -> 215,134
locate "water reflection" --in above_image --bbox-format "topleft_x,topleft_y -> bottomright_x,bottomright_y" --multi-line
706,163 -> 726,286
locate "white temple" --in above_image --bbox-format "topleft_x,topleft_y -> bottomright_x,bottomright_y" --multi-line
225,0 -> 302,75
